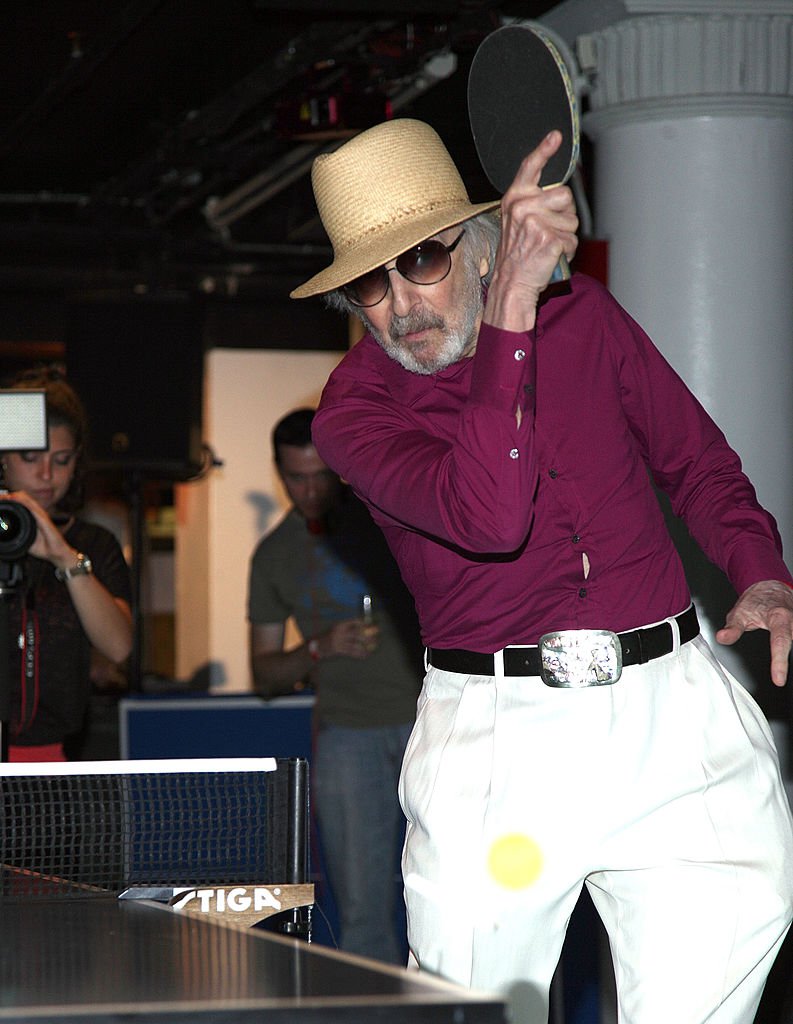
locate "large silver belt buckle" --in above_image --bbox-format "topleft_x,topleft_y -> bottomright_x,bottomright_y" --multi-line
539,629 -> 623,688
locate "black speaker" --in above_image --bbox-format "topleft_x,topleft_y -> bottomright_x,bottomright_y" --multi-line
66,297 -> 205,479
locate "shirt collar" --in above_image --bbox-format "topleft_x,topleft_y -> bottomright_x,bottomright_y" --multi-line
362,332 -> 472,406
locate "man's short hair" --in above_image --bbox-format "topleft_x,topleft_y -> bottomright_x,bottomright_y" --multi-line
272,408 -> 315,464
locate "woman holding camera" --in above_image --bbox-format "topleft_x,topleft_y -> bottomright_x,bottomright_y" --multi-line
1,368 -> 132,762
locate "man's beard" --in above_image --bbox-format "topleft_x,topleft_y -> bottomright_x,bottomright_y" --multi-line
362,260 -> 484,375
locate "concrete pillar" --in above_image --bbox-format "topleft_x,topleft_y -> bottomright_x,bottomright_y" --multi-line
578,7 -> 793,708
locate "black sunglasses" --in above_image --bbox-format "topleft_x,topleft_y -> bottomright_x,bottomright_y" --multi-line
343,230 -> 466,308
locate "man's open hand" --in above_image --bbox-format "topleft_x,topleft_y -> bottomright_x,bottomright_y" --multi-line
717,580 -> 793,687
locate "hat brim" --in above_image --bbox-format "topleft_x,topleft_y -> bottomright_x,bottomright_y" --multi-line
290,197 -> 501,300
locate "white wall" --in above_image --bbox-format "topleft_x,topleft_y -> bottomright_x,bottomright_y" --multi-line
174,348 -> 342,692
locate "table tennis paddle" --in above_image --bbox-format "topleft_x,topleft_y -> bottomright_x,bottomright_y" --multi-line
467,22 -> 580,282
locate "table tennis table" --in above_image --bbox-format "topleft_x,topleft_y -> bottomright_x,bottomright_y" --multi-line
0,887 -> 508,1022
0,758 -> 508,1022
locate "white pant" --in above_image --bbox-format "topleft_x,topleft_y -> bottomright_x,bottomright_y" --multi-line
399,632 -> 793,1023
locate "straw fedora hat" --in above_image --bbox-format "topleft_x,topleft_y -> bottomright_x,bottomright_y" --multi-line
290,118 -> 500,300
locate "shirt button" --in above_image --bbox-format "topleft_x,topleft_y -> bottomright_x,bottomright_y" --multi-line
549,469 -> 558,479
572,534 -> 581,543
514,349 -> 526,361
509,448 -> 519,460
578,587 -> 587,598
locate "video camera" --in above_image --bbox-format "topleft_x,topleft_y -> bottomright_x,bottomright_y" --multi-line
0,501 -> 36,562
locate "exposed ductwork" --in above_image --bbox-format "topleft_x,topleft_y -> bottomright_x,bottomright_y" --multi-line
0,1 -> 559,298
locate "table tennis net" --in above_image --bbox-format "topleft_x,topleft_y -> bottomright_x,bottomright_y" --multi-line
0,757 -> 308,899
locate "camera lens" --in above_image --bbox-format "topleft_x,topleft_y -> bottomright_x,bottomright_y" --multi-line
0,500 -> 37,561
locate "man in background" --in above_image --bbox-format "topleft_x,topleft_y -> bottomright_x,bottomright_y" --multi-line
247,407 -> 423,964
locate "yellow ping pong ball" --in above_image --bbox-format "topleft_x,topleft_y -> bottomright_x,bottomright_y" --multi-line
488,833 -> 544,889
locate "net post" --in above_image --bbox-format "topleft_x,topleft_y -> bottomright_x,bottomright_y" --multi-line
276,756 -> 311,940
287,756 -> 309,885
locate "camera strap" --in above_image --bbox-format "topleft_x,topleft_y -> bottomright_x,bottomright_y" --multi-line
15,589 -> 40,738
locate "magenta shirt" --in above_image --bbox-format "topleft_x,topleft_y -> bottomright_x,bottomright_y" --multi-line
313,274 -> 792,652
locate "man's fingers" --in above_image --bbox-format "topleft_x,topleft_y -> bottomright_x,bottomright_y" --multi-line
770,641 -> 791,687
508,130 -> 563,191
768,610 -> 793,686
769,628 -> 792,687
715,624 -> 742,647
536,128 -> 563,158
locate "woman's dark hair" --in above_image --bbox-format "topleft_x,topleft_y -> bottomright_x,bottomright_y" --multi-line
3,365 -> 89,513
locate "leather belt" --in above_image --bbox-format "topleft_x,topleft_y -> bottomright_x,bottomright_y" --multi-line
427,605 -> 699,682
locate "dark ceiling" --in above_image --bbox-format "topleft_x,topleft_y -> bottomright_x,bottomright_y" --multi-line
0,0 -> 560,308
